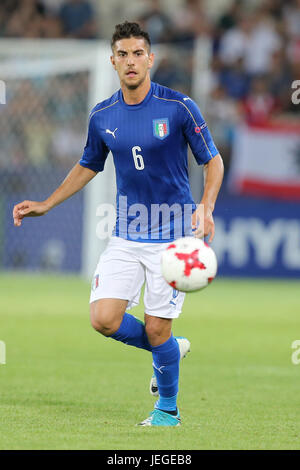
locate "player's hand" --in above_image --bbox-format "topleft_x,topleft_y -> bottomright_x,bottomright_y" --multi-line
191,204 -> 215,243
13,200 -> 49,227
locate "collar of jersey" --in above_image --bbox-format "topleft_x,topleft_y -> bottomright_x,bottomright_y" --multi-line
119,81 -> 154,110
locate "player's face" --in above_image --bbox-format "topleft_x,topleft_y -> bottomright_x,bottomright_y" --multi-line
111,37 -> 154,90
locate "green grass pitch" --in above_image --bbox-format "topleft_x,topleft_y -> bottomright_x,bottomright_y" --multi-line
0,273 -> 300,450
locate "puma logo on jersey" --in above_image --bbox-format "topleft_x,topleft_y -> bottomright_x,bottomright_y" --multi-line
183,97 -> 191,101
106,128 -> 118,138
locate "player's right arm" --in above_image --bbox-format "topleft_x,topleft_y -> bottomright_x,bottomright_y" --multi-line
13,163 -> 96,227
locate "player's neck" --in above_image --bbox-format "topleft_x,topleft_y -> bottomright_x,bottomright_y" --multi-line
121,76 -> 151,105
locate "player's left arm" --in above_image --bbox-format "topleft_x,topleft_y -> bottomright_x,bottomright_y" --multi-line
180,97 -> 224,242
192,154 -> 224,242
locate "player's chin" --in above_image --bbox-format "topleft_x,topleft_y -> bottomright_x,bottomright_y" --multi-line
124,76 -> 143,90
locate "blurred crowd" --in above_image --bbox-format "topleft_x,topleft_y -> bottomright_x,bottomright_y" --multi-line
0,0 -> 97,39
137,0 -> 300,169
0,0 -> 299,174
0,74 -> 88,177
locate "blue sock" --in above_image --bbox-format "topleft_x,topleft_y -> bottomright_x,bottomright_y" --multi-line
152,335 -> 180,411
110,313 -> 152,351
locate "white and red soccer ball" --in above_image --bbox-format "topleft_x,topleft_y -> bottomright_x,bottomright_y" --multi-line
161,237 -> 217,292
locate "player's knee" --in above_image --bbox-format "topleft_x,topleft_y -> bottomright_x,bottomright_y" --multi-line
90,304 -> 120,337
90,314 -> 117,336
145,321 -> 166,344
145,316 -> 173,346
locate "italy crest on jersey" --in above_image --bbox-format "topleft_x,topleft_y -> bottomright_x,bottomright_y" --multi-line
153,118 -> 169,140
92,274 -> 99,291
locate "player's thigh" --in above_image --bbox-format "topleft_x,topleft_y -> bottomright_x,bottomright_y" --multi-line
143,244 -> 185,319
90,237 -> 145,330
90,237 -> 145,303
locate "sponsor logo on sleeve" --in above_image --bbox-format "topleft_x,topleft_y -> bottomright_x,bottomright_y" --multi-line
195,122 -> 207,133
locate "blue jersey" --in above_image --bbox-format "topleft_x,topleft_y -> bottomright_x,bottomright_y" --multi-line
80,81 -> 219,242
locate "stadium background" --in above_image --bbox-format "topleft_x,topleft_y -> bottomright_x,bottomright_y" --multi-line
0,0 -> 300,451
1,0 -> 299,278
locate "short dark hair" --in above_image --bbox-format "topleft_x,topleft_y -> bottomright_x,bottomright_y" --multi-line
111,21 -> 151,50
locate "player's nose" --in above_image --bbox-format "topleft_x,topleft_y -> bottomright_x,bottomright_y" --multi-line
126,54 -> 135,65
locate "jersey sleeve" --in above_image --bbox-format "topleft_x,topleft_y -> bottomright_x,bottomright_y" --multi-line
180,98 -> 219,165
79,113 -> 109,172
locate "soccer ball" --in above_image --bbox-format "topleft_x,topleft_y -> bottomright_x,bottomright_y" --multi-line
161,237 -> 217,292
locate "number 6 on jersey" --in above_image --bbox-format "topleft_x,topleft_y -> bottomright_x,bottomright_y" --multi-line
132,146 -> 145,170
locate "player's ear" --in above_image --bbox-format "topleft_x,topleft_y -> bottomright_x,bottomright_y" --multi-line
110,54 -> 116,70
148,52 -> 154,71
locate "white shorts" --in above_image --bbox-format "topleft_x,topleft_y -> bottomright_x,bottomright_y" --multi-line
90,236 -> 185,319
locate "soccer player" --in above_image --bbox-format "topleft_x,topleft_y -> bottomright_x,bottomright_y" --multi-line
13,21 -> 224,426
